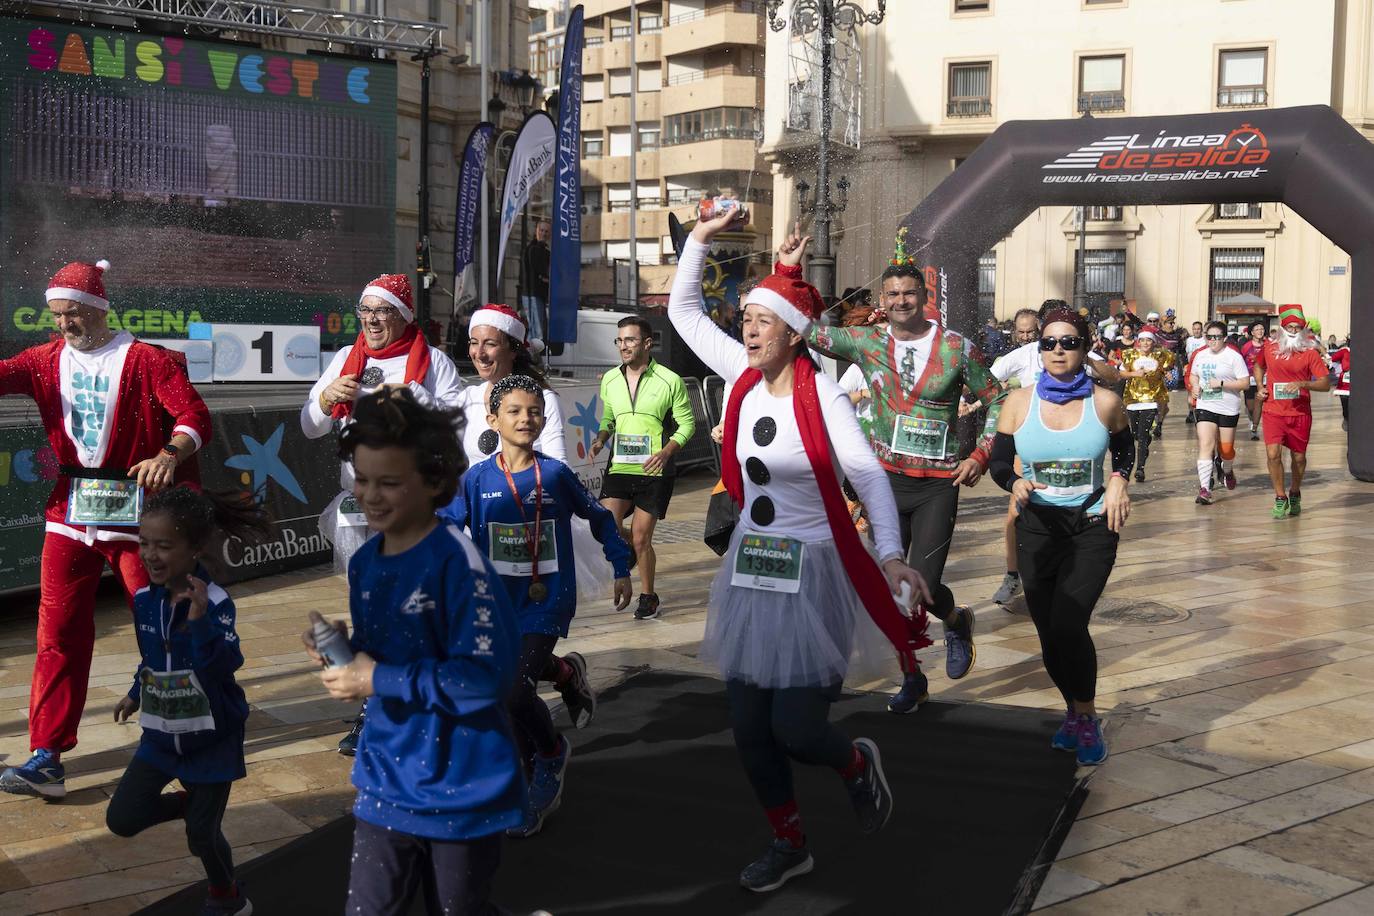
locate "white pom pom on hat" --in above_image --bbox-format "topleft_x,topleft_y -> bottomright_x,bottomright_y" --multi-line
95,259 -> 111,272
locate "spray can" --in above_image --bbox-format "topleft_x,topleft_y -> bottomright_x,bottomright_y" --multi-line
893,580 -> 914,612
312,616 -> 354,669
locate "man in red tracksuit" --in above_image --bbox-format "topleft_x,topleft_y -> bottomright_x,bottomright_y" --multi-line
0,260 -> 211,799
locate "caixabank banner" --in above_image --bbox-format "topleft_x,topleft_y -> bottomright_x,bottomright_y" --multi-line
0,16 -> 398,357
200,407 -> 340,583
0,407 -> 339,593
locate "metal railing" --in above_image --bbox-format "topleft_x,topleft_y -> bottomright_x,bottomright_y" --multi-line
1218,86 -> 1267,107
948,97 -> 993,117
666,65 -> 760,85
668,1 -> 762,25
1216,203 -> 1262,220
1078,91 -> 1126,113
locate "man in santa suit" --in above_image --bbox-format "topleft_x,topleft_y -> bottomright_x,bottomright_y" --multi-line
0,260 -> 211,799
1253,304 -> 1332,519
300,272 -> 463,757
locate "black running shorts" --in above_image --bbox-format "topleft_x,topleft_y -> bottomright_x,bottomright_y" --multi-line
600,472 -> 675,520
1194,409 -> 1240,428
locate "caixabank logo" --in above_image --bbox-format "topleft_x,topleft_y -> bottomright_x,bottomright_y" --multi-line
1041,123 -> 1270,184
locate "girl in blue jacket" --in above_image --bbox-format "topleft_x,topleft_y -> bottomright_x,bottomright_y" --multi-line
108,485 -> 272,916
441,374 -> 632,839
305,388 -> 526,916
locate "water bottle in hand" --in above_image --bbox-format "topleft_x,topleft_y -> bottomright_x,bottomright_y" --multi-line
311,614 -> 354,669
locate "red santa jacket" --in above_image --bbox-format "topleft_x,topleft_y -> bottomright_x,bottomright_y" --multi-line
0,334 -> 211,542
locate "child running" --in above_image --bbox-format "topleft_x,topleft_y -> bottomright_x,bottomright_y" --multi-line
108,485 -> 273,915
305,388 -> 526,916
441,374 -> 633,838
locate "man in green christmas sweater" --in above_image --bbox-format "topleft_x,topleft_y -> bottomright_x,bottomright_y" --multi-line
789,227 -> 1006,714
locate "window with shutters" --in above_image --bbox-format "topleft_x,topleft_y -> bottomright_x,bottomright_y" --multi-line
1074,249 -> 1127,302
1209,248 -> 1264,311
948,62 -> 992,117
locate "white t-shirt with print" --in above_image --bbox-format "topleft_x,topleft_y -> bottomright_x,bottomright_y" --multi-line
1189,347 -> 1249,417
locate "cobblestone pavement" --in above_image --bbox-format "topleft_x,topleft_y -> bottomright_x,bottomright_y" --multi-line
0,395 -> 1371,914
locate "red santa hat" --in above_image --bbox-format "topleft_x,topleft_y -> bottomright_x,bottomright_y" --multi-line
744,273 -> 826,335
360,274 -> 414,322
1137,325 -> 1159,341
469,303 -> 542,352
46,260 -> 112,311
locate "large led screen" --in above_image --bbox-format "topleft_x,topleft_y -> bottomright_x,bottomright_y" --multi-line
0,16 -> 397,356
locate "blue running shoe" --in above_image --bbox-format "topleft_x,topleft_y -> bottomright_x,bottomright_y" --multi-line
1051,710 -> 1078,752
886,667 -> 929,715
0,749 -> 66,799
508,735 -> 570,838
943,606 -> 976,680
1076,715 -> 1108,766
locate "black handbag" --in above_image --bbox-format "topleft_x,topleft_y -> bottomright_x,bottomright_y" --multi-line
703,479 -> 739,557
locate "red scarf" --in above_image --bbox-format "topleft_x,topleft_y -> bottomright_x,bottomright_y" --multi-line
331,326 -> 432,419
721,356 -> 930,670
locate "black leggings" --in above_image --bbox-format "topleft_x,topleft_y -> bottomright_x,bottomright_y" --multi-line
509,633 -> 561,759
726,680 -> 852,809
1127,408 -> 1158,470
107,755 -> 235,887
1015,504 -> 1119,706
887,472 -> 960,621
1341,397 -> 1349,421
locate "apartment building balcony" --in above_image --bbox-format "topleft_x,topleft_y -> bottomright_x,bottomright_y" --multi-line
581,101 -> 604,132
662,3 -> 763,56
582,43 -> 604,73
659,137 -> 762,176
662,72 -> 762,116
636,92 -> 661,121
603,96 -> 632,127
584,156 -> 631,184
599,33 -> 663,70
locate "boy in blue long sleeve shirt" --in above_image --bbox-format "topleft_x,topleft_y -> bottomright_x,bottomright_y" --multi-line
307,389 -> 525,916
441,374 -> 631,838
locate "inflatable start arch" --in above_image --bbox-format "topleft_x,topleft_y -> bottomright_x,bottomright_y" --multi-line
898,104 -> 1374,480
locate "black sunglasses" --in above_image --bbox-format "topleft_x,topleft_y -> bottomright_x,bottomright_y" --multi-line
1039,335 -> 1085,352
1205,333 -> 1226,340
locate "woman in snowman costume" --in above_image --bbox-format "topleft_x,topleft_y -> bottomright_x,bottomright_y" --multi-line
670,203 -> 931,893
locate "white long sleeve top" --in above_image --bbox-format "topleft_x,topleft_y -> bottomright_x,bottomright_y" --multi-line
457,382 -> 567,466
669,237 -> 903,561
300,342 -> 466,489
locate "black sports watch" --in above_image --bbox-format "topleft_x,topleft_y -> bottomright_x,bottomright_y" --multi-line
160,444 -> 179,459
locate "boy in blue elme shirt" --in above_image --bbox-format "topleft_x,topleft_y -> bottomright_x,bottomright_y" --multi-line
109,485 -> 273,916
441,374 -> 632,838
307,389 -> 525,916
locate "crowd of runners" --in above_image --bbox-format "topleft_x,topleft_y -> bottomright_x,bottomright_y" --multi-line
0,203 -> 1350,912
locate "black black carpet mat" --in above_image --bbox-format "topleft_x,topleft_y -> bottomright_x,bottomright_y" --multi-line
139,671 -> 1082,916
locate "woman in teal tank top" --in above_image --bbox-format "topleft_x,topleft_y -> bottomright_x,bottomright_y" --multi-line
987,310 -> 1134,767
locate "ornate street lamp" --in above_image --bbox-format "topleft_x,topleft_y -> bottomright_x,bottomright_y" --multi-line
765,1 -> 885,303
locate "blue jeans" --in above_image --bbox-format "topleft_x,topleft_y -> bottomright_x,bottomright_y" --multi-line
520,294 -> 547,343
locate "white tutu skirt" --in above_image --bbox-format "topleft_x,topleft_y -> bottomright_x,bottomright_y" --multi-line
702,528 -> 895,689
571,517 -> 617,601
319,491 -> 373,577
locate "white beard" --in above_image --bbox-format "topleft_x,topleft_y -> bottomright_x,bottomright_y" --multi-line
1278,329 -> 1316,357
